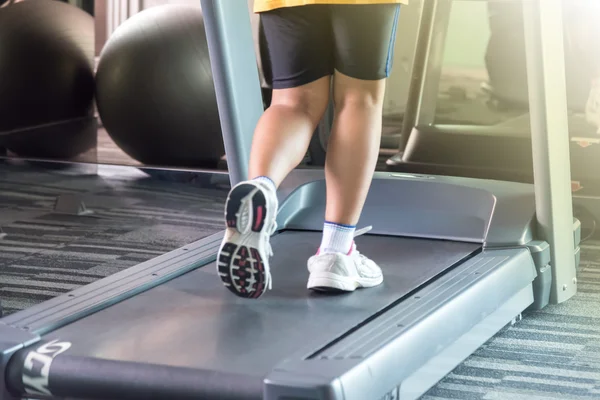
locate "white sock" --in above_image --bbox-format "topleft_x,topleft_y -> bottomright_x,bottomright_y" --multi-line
252,176 -> 276,192
319,221 -> 356,255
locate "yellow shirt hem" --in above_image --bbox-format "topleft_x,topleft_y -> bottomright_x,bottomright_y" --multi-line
254,0 -> 408,13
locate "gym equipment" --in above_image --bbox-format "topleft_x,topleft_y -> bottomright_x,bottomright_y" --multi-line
0,1 -> 578,400
0,0 -> 96,159
95,4 -> 224,169
485,0 -> 597,112
386,0 -> 600,226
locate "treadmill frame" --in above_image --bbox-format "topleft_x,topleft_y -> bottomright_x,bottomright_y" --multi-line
395,0 -> 576,304
0,0 -> 575,399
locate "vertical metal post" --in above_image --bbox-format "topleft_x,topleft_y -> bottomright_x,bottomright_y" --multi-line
119,0 -> 127,22
398,0 -> 436,153
200,0 -> 264,186
398,0 -> 453,154
129,0 -> 141,16
106,1 -> 114,36
523,0 -> 576,304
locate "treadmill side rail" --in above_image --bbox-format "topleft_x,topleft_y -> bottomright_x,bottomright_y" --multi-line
1,232 -> 223,335
264,248 -> 536,400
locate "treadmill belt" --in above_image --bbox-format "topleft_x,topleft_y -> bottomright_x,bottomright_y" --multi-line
44,231 -> 480,377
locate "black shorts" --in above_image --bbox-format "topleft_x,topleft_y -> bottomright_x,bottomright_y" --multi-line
259,4 -> 401,89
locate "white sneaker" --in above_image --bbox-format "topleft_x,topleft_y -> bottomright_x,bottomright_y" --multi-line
217,180 -> 278,298
307,226 -> 383,292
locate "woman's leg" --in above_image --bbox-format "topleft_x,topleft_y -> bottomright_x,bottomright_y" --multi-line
248,76 -> 331,187
218,5 -> 333,298
325,72 -> 387,226
308,4 -> 400,291
249,6 -> 333,187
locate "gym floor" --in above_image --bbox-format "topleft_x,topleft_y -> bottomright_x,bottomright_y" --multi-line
0,163 -> 228,314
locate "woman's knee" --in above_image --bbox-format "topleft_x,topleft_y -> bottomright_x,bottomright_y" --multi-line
332,70 -> 387,111
270,76 -> 331,124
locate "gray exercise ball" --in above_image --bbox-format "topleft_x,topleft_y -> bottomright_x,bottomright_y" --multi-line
95,4 -> 224,168
0,0 -> 96,158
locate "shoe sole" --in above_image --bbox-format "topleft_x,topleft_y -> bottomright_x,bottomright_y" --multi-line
218,183 -> 271,299
308,272 -> 383,292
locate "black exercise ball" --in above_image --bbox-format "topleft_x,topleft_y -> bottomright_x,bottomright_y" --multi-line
95,4 -> 224,168
0,0 -> 96,158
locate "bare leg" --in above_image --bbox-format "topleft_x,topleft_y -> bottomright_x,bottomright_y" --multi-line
248,76 -> 331,187
218,76 -> 330,298
307,3 -> 397,291
324,71 -> 387,225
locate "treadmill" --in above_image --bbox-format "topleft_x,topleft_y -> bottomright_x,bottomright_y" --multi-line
0,1 -> 579,399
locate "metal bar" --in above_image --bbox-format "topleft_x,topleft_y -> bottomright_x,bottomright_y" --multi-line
200,0 -> 264,186
398,0 -> 453,155
129,0 -> 141,16
106,0 -> 114,36
398,0 -> 436,153
119,0 -> 127,24
6,352 -> 262,400
412,123 -> 529,137
415,0 -> 453,127
523,0 -> 576,304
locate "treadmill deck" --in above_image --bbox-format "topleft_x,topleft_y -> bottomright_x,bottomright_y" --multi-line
44,231 -> 480,377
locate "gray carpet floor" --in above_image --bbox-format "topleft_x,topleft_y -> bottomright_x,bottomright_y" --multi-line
425,243 -> 600,399
1,162 -> 599,399
0,163 -> 228,315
